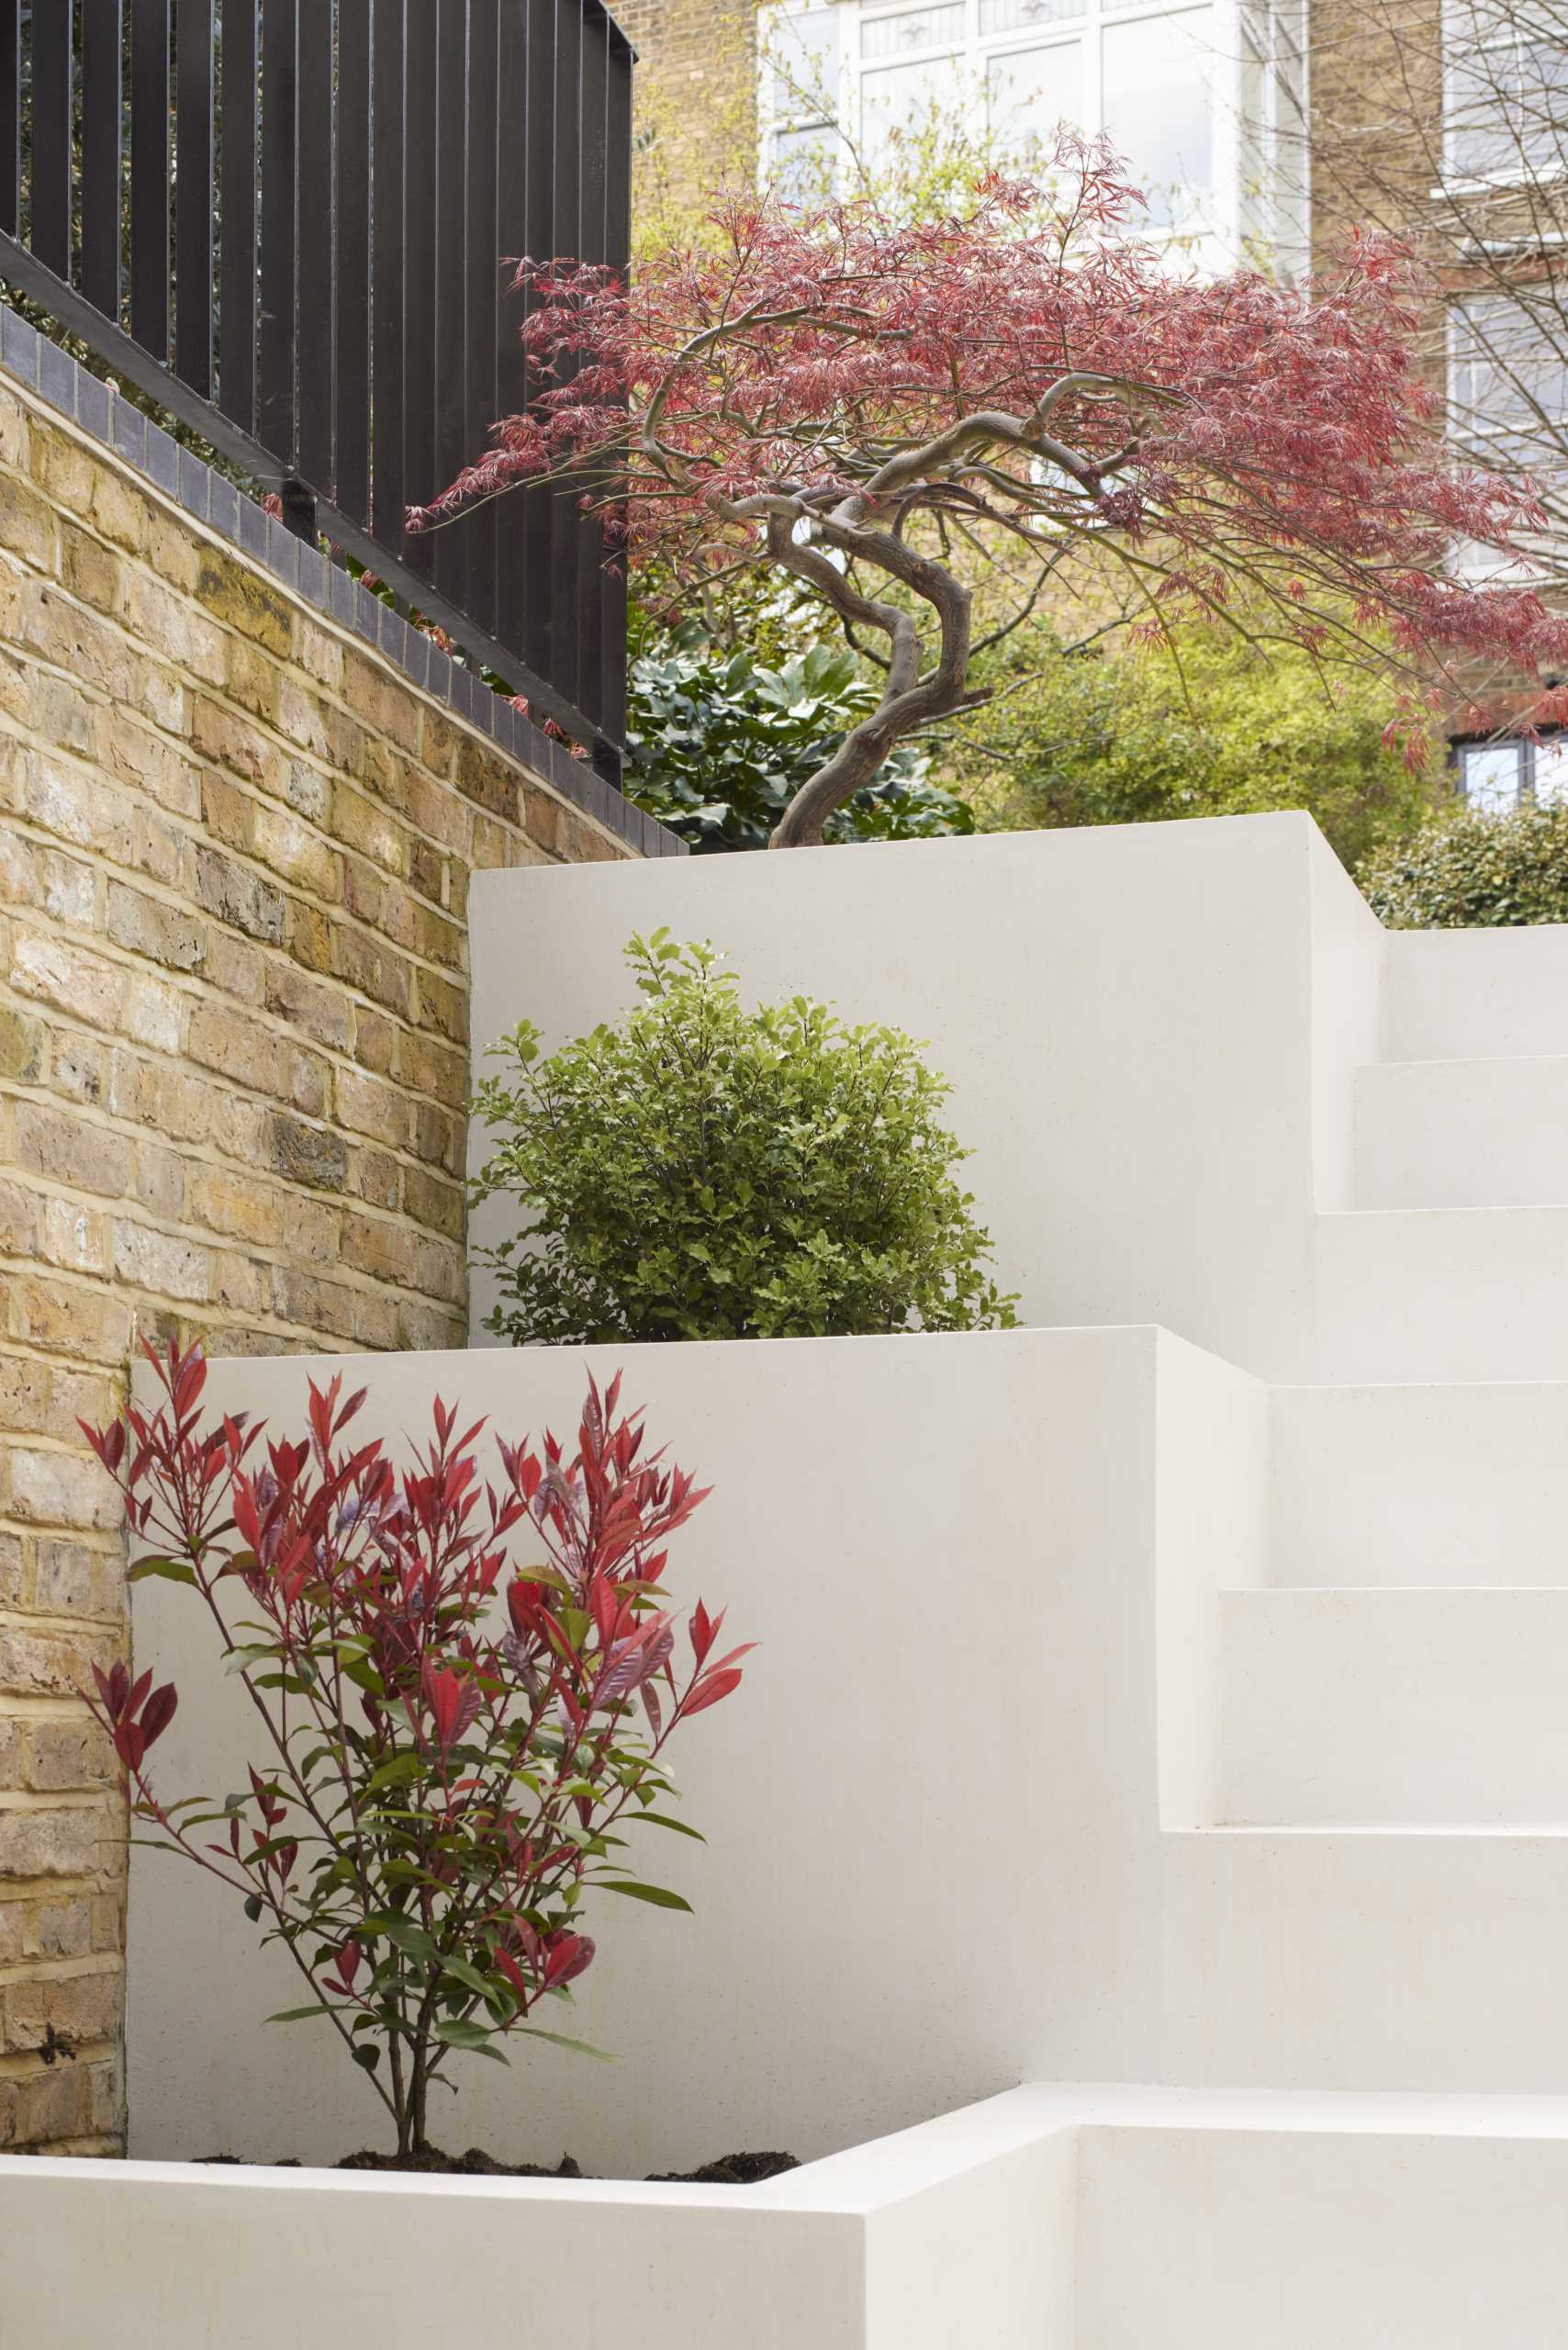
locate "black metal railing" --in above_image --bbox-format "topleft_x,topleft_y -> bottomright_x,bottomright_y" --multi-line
0,0 -> 631,767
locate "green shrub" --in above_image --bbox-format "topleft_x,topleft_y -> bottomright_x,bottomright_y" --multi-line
969,621 -> 1435,872
625,632 -> 975,853
1360,801 -> 1568,928
471,932 -> 1016,1342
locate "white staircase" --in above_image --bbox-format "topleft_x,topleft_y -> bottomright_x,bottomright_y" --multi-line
110,837 -> 1568,2342
1218,928 -> 1568,1830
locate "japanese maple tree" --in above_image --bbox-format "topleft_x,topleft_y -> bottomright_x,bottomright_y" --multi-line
414,140 -> 1568,845
82,1340 -> 747,2158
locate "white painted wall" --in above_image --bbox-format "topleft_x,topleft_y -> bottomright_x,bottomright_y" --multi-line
467,818 -> 1568,1382
469,817 -> 1336,1380
129,1328 -> 1182,2171
126,1331 -> 1568,2180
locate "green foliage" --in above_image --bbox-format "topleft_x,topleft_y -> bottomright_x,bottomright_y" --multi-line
1359,799 -> 1568,927
625,625 -> 975,852
969,621 -> 1436,872
472,932 -> 1017,1343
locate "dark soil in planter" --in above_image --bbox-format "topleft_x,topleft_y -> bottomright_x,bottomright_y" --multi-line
202,2146 -> 800,2185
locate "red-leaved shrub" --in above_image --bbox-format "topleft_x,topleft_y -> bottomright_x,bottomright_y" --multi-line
83,1340 -> 747,2156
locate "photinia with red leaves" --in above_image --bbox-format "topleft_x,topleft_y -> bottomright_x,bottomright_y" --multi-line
82,1339 -> 748,2158
413,142 -> 1568,845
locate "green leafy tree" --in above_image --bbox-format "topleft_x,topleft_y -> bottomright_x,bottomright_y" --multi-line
472,933 -> 1016,1343
969,621 -> 1439,871
1360,800 -> 1568,927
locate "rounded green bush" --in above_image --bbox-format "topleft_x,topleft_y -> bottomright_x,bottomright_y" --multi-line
1359,801 -> 1568,929
471,932 -> 1017,1343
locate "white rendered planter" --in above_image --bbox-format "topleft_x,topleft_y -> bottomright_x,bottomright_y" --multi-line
9,2085 -> 1568,2348
125,1326 -> 1568,2170
467,816 -> 1568,1383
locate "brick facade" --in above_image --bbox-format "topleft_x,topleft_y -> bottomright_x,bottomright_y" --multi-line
0,364 -> 643,2153
624,0 -> 756,238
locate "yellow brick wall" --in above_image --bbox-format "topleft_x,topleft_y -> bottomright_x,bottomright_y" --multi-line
0,376 -> 633,2154
624,0 -> 758,242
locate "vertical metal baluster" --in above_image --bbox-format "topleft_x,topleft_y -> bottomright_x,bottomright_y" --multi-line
31,1 -> 73,278
258,0 -> 299,464
369,0 -> 404,543
129,0 -> 172,357
175,0 -> 216,395
219,0 -> 260,431
296,0 -> 333,488
81,0 -> 126,320
335,0 -> 370,520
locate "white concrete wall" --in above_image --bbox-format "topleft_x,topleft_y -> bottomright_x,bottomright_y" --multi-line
469,817 -> 1338,1381
468,819 -> 1568,1383
128,1328 -> 1181,2171
125,1331 -> 1568,2180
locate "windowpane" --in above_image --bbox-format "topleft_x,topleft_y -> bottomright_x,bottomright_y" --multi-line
980,0 -> 1084,27
862,55 -> 954,151
1446,2 -> 1568,179
768,8 -> 841,125
1449,293 -> 1568,487
1461,742 -> 1525,812
863,4 -> 967,58
987,42 -> 1084,151
1102,8 -> 1214,226
1535,738 -> 1568,806
772,122 -> 842,198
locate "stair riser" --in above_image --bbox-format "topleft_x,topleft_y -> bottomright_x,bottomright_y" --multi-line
1383,928 -> 1568,1062
1270,1384 -> 1568,1588
1079,2125 -> 1568,2349
1354,1058 -> 1568,1212
1221,1588 -> 1568,1825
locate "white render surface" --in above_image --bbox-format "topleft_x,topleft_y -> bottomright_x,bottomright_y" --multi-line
128,1326 -> 1259,2171
1352,1053 -> 1568,1210
15,2084 -> 1568,2348
1218,1586 -> 1568,1825
1382,923 -> 1568,1061
467,818 -> 1568,1384
127,1329 -> 1568,2179
100,820 -> 1568,2332
1268,1380 -> 1568,1587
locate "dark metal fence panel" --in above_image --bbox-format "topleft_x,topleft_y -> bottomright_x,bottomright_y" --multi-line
0,0 -> 630,761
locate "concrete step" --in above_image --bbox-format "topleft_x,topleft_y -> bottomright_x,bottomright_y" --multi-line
1383,925 -> 1568,1062
1219,1587 -> 1568,1826
1313,1203 -> 1568,1382
1269,1380 -> 1568,1587
1070,2084 -> 1568,2349
1354,1054 -> 1568,1210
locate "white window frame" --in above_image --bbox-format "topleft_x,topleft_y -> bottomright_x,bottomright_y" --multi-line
1440,0 -> 1568,196
1445,288 -> 1568,578
1453,730 -> 1568,811
759,0 -> 1310,275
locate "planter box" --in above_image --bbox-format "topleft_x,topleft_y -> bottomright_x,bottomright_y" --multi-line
0,2088 -> 1069,2350
9,2085 -> 1568,2347
127,1326 -> 1268,2172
